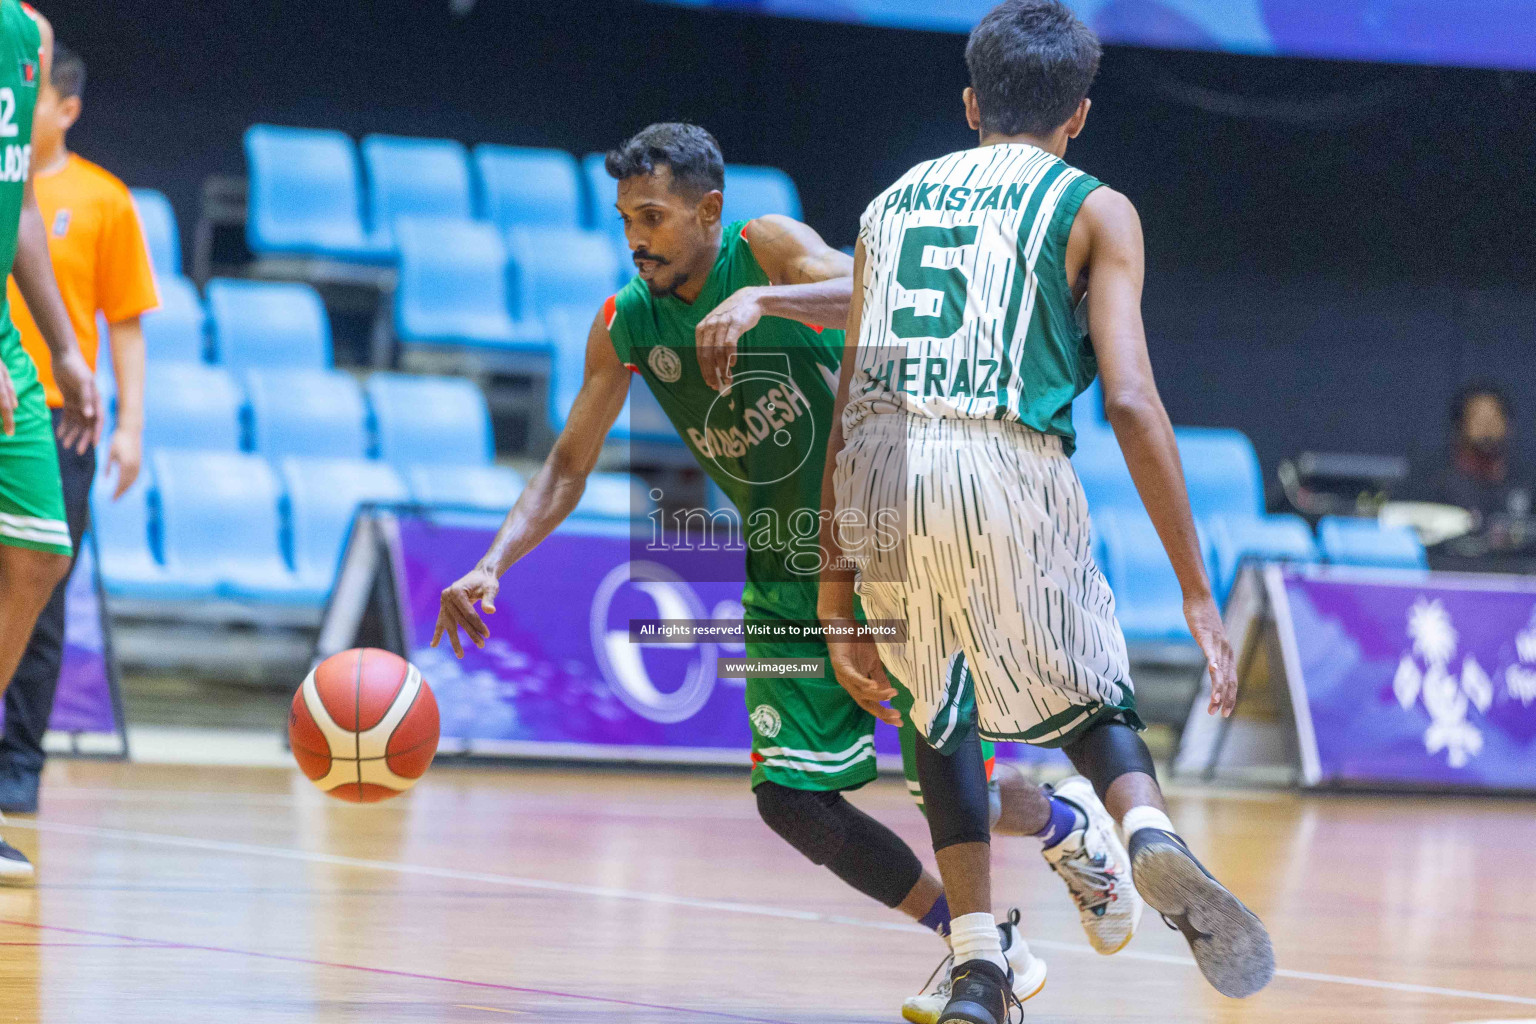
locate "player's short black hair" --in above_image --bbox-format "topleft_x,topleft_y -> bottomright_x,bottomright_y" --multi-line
966,0 -> 1100,137
1450,382 -> 1512,429
605,122 -> 724,199
50,42 -> 85,100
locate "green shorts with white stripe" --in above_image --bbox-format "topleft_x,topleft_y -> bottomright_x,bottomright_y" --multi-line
0,347 -> 70,557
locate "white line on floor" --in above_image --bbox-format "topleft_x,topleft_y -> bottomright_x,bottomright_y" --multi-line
9,818 -> 1536,1009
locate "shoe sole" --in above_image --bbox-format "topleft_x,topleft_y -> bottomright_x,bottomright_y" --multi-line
0,862 -> 34,883
1132,839 -> 1274,998
903,960 -> 1043,1024
937,1003 -> 999,1024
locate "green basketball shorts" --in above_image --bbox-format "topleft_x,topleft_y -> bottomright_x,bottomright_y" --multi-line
0,340 -> 70,557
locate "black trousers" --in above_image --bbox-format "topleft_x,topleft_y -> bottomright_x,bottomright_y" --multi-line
1,410 -> 95,774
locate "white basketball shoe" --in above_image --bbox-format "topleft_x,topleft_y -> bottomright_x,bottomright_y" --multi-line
901,910 -> 1046,1024
0,813 -> 33,883
1042,775 -> 1142,954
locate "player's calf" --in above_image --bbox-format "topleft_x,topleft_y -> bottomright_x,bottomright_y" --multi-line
0,545 -> 71,693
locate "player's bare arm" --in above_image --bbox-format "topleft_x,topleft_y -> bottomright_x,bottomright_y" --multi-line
106,316 -> 147,498
432,309 -> 630,657
695,214 -> 853,390
815,240 -> 899,726
1071,186 -> 1237,717
13,174 -> 97,453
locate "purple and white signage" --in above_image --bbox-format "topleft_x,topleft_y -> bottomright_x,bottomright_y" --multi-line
1279,565 -> 1536,789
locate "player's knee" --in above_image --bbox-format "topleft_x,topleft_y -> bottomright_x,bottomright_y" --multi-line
1061,718 -> 1158,800
754,782 -> 846,866
913,732 -> 993,852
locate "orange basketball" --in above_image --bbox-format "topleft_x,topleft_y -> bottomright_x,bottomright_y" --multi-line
288,648 -> 440,803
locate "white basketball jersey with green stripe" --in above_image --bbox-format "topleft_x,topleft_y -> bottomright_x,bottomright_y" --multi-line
849,143 -> 1102,454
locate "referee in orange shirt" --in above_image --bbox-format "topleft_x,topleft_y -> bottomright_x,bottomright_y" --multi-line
0,41 -> 156,813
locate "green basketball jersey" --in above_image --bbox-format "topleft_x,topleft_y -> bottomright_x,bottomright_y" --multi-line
850,143 -> 1102,454
606,221 -> 843,614
0,0 -> 39,383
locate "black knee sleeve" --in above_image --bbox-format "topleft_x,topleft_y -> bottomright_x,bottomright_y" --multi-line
913,729 -> 992,853
1061,717 -> 1157,800
754,782 -> 923,909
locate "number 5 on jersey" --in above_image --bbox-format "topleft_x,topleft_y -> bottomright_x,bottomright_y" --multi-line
890,225 -> 978,340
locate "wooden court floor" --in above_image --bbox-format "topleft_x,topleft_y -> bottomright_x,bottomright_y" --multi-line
1,761 -> 1533,1024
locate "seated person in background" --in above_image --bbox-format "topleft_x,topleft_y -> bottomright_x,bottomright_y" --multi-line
1431,384 -> 1532,524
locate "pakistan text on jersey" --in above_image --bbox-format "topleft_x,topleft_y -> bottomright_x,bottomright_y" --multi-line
683,382 -> 812,460
0,143 -> 30,183
861,356 -> 1002,401
879,180 -> 1036,217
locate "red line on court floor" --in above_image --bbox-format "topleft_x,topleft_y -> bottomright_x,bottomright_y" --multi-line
0,918 -> 793,1023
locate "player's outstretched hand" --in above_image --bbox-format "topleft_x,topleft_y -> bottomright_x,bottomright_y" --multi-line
433,564 -> 501,659
1185,592 -> 1237,717
0,360 -> 15,436
695,286 -> 763,391
826,627 -> 901,726
52,349 -> 100,454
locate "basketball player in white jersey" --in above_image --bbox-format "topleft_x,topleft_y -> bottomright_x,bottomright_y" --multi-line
819,3 -> 1274,1021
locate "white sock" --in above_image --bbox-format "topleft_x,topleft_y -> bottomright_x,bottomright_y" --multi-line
948,911 -> 1007,973
1120,805 -> 1176,841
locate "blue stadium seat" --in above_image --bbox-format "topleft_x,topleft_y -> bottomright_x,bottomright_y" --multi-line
1095,511 -> 1192,645
1207,514 -> 1320,600
582,152 -> 621,239
140,275 -> 207,363
544,306 -> 677,445
365,372 -> 494,466
475,145 -> 583,232
1176,427 -> 1265,520
406,464 -> 525,511
723,164 -> 802,225
153,450 -> 304,603
141,363 -> 243,452
130,188 -> 180,277
245,368 -> 369,459
393,218 -> 527,350
282,457 -> 409,595
360,134 -> 474,253
577,472 -> 654,519
505,227 -> 620,325
1073,378 -> 1107,430
243,125 -> 384,263
1317,516 -> 1428,569
1072,428 -> 1140,514
206,278 -> 332,369
91,463 -> 174,599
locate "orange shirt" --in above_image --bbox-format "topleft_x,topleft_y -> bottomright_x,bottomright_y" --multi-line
8,152 -> 160,407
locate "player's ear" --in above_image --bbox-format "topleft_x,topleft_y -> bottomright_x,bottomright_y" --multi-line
963,87 -> 982,132
59,95 -> 81,131
1064,97 -> 1091,140
699,189 -> 723,228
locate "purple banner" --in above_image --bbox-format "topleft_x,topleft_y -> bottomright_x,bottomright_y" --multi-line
391,511 -> 1059,767
1283,566 -> 1536,789
0,540 -> 120,739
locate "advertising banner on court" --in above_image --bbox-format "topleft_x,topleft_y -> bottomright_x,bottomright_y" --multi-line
384,510 -> 1062,768
0,540 -> 127,754
1178,563 -> 1536,791
1282,567 -> 1536,790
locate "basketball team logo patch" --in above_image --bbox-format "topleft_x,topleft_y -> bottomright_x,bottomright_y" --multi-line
648,345 -> 683,383
749,703 -> 782,739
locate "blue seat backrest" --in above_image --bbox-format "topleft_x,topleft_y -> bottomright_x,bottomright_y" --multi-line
722,164 -> 802,225
394,218 -> 517,346
582,153 -> 623,239
1207,513 -> 1319,598
1073,378 -> 1106,429
91,460 -> 158,572
141,275 -> 207,364
207,278 -> 332,369
141,363 -> 244,452
577,472 -> 655,520
361,134 -> 474,251
475,145 -> 582,232
1072,428 -> 1140,515
406,464 -> 525,511
1096,510 -> 1191,643
1318,516 -> 1428,569
244,125 -> 373,259
153,450 -> 282,575
282,456 -> 409,581
245,368 -> 368,460
365,372 -> 494,467
506,227 -> 619,323
1176,426 -> 1265,520
130,188 -> 180,277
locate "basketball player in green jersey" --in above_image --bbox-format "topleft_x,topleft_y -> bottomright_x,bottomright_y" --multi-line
433,123 -> 1142,1019
0,0 -> 101,881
